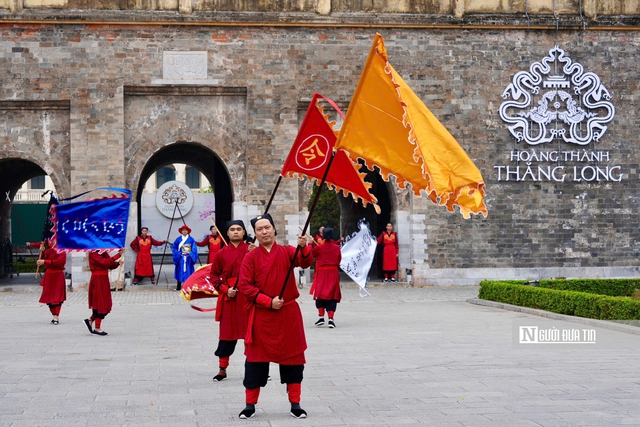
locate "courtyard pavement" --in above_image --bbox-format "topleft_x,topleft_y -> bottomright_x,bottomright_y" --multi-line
1,274 -> 639,426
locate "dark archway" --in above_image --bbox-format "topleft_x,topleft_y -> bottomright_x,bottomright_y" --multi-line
136,142 -> 233,231
337,169 -> 393,281
338,169 -> 392,238
0,159 -> 49,278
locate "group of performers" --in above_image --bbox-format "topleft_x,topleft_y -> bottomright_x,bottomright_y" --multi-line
33,214 -> 399,419
30,239 -> 123,335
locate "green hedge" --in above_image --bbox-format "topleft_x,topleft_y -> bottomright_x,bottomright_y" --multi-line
13,259 -> 38,274
537,279 -> 640,297
479,280 -> 640,321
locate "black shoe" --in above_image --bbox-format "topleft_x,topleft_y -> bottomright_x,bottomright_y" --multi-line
83,319 -> 93,333
328,319 -> 335,328
92,330 -> 108,336
391,278 -> 396,282
314,317 -> 324,326
213,370 -> 227,382
151,281 -> 156,285
52,320 -> 59,325
239,405 -> 255,419
290,404 -> 307,419
132,281 -> 139,286
51,319 -> 55,324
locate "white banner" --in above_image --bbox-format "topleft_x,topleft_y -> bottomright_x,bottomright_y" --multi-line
340,219 -> 377,291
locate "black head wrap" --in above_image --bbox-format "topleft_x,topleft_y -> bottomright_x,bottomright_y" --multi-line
139,227 -> 148,235
225,220 -> 248,241
250,213 -> 277,236
323,228 -> 334,241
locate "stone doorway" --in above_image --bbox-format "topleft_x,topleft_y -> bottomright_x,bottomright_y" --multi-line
135,142 -> 233,233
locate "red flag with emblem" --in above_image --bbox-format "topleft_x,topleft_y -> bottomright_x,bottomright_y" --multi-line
281,93 -> 380,213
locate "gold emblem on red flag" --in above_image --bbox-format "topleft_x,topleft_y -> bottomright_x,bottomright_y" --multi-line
295,134 -> 330,171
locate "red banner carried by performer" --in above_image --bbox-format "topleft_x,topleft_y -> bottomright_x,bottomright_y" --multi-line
180,264 -> 218,311
281,92 -> 380,213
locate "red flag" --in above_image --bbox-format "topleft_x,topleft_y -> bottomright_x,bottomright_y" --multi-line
281,93 -> 380,213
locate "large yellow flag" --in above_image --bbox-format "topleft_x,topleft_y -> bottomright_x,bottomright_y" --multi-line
334,34 -> 487,219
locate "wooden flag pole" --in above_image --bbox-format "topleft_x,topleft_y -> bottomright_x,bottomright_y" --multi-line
208,216 -> 228,246
115,250 -> 124,291
278,152 -> 336,298
264,175 -> 283,214
298,226 -> 318,245
35,244 -> 44,279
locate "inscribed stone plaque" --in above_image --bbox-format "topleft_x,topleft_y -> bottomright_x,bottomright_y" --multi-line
163,51 -> 207,80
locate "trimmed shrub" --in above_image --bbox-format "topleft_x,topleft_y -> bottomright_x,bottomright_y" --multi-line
478,280 -> 640,321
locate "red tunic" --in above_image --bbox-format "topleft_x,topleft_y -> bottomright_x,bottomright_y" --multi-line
130,235 -> 164,277
88,251 -> 120,314
377,231 -> 398,271
209,242 -> 250,341
38,249 -> 67,305
196,234 -> 225,264
238,242 -> 313,364
310,240 -> 342,302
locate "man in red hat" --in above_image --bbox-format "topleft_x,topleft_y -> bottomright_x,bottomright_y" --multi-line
209,220 -> 254,382
196,225 -> 226,264
172,224 -> 198,291
130,227 -> 168,285
236,213 -> 313,420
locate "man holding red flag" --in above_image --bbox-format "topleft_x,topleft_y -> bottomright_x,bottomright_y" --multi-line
209,220 -> 253,382
236,213 -> 313,419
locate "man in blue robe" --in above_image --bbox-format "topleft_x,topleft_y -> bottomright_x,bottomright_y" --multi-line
172,224 -> 198,291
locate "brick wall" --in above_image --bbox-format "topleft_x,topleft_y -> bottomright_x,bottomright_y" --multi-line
1,24 -> 639,284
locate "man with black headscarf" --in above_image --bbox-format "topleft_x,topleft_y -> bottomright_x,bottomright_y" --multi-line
310,228 -> 342,328
236,213 -> 313,419
209,219 -> 254,382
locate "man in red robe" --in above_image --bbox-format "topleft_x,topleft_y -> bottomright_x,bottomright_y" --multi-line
130,227 -> 167,285
196,225 -> 226,264
209,220 -> 254,382
310,228 -> 342,328
83,249 -> 123,336
237,213 -> 313,419
377,222 -> 399,282
35,239 -> 67,324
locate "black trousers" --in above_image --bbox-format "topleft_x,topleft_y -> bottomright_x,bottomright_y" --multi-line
243,361 -> 304,388
315,299 -> 337,312
214,340 -> 238,358
91,309 -> 107,319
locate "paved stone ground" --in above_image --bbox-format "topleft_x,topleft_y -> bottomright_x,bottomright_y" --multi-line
1,278 -> 639,426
